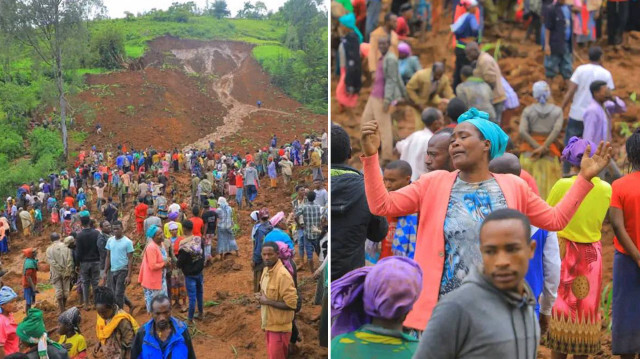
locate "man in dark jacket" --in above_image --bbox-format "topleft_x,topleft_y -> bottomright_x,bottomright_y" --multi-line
75,215 -> 101,310
414,209 -> 540,358
330,124 -> 388,281
131,294 -> 196,359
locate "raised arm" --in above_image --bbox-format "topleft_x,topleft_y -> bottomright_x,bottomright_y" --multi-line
526,141 -> 612,230
361,122 -> 424,217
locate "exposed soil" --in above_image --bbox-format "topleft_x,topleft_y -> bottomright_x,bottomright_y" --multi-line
331,18 -> 640,359
73,35 -> 325,153
3,36 -> 327,359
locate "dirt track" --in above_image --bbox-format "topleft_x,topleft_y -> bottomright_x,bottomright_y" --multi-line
2,36 -> 327,359
331,20 -> 639,359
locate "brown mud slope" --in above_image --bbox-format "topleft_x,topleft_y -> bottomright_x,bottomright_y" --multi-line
332,21 -> 639,359
73,35 -> 325,153
0,36 -> 328,358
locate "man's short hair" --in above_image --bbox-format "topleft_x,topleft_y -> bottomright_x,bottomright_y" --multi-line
112,220 -> 123,228
182,219 -> 193,230
331,124 -> 351,164
446,98 -> 468,123
589,80 -> 607,97
421,108 -> 443,127
384,12 -> 394,22
385,160 -> 413,177
480,209 -> 532,242
306,191 -> 317,202
150,294 -> 170,311
80,216 -> 91,227
588,46 -> 603,62
263,241 -> 279,252
461,65 -> 474,78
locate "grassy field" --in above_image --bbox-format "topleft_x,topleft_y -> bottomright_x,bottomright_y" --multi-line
252,45 -> 297,73
91,16 -> 285,60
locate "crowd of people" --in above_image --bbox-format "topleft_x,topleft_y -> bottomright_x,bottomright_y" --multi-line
0,128 -> 329,358
331,0 -> 638,358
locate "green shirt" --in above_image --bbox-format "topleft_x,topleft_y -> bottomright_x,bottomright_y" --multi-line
331,324 -> 418,358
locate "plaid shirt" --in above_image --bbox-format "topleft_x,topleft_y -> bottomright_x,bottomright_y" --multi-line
295,203 -> 324,241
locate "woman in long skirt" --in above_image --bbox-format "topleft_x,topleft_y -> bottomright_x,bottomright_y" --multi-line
167,223 -> 187,312
519,81 -> 563,199
609,130 -> 640,357
216,197 -> 238,260
545,137 -> 612,357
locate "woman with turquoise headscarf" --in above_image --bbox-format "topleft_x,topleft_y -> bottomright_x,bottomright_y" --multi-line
138,225 -> 168,312
358,108 -> 614,332
0,286 -> 19,356
336,12 -> 362,123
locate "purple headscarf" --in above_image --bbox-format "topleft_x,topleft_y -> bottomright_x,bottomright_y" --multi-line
168,211 -> 179,221
275,241 -> 294,276
331,256 -> 422,338
398,42 -> 411,56
562,136 -> 596,167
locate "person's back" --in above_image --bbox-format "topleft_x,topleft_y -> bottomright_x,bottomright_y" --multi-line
76,227 -> 99,263
456,79 -> 496,120
331,165 -> 387,281
568,63 -> 613,121
415,269 -> 539,358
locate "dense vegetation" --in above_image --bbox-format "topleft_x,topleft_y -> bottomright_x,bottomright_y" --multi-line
0,0 -> 327,200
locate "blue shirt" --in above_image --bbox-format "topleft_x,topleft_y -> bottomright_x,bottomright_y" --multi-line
105,236 -> 134,272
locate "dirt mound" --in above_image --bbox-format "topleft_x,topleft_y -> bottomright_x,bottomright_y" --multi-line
71,36 -> 325,154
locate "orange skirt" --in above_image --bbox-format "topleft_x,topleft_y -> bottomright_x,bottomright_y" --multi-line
519,134 -> 562,157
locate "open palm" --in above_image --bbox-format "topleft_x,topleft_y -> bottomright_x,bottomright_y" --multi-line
579,141 -> 613,180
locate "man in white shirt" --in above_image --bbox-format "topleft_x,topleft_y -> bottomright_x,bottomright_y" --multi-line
560,46 -> 614,175
395,107 -> 445,181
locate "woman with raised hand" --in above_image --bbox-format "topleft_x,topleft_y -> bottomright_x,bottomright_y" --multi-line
359,108 -> 613,332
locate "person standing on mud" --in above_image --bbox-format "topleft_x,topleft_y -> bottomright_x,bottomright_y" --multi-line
361,35 -> 407,165
465,42 -> 507,125
559,46 -> 614,176
46,232 -> 74,314
253,209 -> 273,292
76,216 -> 101,311
256,241 -> 298,359
451,0 -> 479,88
244,163 -> 260,208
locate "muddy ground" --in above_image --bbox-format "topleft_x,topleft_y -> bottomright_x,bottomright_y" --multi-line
331,18 -> 639,359
4,36 -> 327,359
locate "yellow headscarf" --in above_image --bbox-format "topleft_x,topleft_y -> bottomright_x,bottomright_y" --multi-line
96,310 -> 139,345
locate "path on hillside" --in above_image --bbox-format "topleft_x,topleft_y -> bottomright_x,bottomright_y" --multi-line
171,44 -> 293,150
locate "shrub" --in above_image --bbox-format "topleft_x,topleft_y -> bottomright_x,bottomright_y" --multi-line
91,26 -> 126,69
29,127 -> 64,163
0,125 -> 24,160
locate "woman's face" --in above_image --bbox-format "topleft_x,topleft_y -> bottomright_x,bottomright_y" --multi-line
449,122 -> 491,171
1,300 -> 16,314
153,231 -> 164,244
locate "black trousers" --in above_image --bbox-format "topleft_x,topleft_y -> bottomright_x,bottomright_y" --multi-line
607,0 -> 629,45
453,46 -> 471,89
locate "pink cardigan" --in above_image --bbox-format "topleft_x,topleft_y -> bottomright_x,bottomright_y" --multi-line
362,153 -> 594,330
138,241 -> 165,290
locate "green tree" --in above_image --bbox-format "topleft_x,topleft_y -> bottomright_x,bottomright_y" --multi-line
0,124 -> 24,160
0,0 -> 106,159
29,127 -> 63,162
91,26 -> 125,69
237,1 -> 254,18
210,0 -> 230,19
